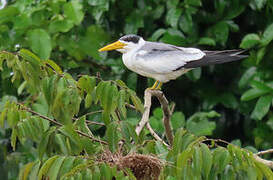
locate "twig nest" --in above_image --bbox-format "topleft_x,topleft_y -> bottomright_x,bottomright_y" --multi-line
97,151 -> 162,180
117,154 -> 162,180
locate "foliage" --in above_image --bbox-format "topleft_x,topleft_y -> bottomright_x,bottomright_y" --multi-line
1,0 -> 273,179
0,49 -> 272,179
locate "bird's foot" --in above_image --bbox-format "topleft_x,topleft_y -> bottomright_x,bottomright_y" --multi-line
146,81 -> 163,90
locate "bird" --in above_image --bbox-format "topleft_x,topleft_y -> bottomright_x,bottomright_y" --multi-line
98,34 -> 247,90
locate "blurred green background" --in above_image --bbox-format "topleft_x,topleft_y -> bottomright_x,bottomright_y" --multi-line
0,0 -> 273,179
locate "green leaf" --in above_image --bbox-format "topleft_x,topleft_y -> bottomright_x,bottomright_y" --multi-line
38,127 -> 56,160
220,93 -> 238,109
172,128 -> 187,156
85,93 -> 93,109
208,21 -> 229,45
38,155 -> 59,179
11,127 -> 17,151
186,112 -> 217,136
241,88 -> 271,101
95,81 -> 107,104
27,29 -> 52,59
251,94 -> 273,120
239,67 -> 257,89
21,162 -> 35,180
44,60 -> 63,75
179,13 -> 194,34
186,67 -> 201,81
261,23 -> 273,46
171,111 -> 185,130
256,47 -> 266,64
118,89 -> 127,118
63,1 -> 84,25
106,122 -> 119,152
166,8 -> 182,28
192,146 -> 202,175
49,19 -> 74,33
121,121 -> 138,144
240,33 -> 260,49
19,49 -> 42,66
200,143 -> 212,179
213,147 -> 231,172
250,80 -> 273,91
55,134 -> 70,155
198,37 -> 216,46
59,125 -> 83,154
149,29 -> 166,41
176,148 -> 193,179
128,90 -> 144,113
185,0 -> 201,6
47,156 -> 66,180
29,161 -> 41,180
58,156 -> 76,178
0,6 -> 19,24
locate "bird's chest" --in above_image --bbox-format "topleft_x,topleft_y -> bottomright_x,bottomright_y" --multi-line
122,51 -> 138,71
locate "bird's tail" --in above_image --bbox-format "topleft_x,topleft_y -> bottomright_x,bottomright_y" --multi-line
184,50 -> 248,68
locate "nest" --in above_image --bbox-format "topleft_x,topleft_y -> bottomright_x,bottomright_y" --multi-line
97,151 -> 162,180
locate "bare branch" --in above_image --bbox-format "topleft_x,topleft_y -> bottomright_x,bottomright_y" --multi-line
17,103 -> 108,145
135,89 -> 152,135
256,149 -> 273,156
146,122 -> 170,148
86,121 -> 105,126
135,89 -> 174,146
253,155 -> 273,169
151,90 -> 174,146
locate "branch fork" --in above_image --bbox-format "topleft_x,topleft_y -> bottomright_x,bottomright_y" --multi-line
135,89 -> 174,147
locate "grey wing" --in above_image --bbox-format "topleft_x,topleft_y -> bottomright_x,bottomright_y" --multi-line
134,42 -> 205,74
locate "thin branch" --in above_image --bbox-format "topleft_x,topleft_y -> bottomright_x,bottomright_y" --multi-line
18,103 -> 62,126
17,103 -> 108,145
125,103 -> 136,110
135,89 -> 174,147
253,155 -> 273,169
84,110 -> 103,117
86,121 -> 105,126
256,149 -> 273,156
146,122 -> 170,148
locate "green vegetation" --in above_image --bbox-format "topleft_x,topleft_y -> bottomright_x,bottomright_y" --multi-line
0,0 -> 273,179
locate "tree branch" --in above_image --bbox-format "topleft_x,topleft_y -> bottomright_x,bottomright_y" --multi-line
254,149 -> 273,169
256,149 -> 273,156
135,89 -> 152,135
151,90 -> 174,146
146,122 -> 170,148
17,103 -> 108,145
135,89 -> 174,146
254,155 -> 273,169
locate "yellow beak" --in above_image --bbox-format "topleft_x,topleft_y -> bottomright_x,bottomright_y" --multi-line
98,41 -> 126,52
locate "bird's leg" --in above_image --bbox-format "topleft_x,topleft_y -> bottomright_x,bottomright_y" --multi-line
148,80 -> 159,90
156,82 -> 163,90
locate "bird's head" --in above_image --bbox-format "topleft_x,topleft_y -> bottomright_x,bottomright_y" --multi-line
99,34 -> 145,53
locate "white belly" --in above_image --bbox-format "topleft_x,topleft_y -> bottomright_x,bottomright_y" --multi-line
122,53 -> 191,82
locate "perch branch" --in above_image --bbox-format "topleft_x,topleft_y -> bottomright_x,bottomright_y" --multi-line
135,89 -> 152,135
135,89 -> 174,146
151,90 -> 174,146
17,103 -> 108,145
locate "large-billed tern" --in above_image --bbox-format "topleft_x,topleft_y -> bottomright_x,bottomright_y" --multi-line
99,34 -> 247,90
